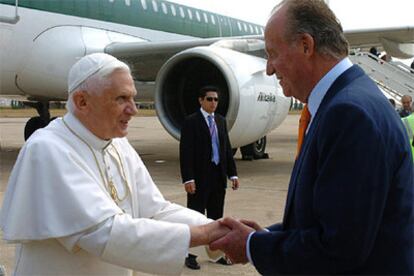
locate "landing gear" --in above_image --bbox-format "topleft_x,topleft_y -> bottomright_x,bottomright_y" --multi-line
24,116 -> 48,140
23,101 -> 51,140
240,136 -> 269,160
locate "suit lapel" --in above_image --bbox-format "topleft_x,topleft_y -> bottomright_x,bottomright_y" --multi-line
283,65 -> 365,226
197,110 -> 210,138
215,115 -> 224,146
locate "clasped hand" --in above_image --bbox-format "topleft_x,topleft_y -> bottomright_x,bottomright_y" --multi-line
191,217 -> 263,264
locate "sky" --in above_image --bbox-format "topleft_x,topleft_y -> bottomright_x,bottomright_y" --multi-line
169,0 -> 414,63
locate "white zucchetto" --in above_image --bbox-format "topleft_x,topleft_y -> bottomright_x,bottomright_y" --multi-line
67,53 -> 128,93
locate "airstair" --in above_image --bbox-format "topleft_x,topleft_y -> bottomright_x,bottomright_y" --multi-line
349,51 -> 414,103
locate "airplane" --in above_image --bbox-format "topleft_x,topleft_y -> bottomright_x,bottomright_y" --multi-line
1,0 -> 413,159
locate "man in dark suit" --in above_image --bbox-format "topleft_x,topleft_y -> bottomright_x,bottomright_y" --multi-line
180,86 -> 239,269
210,0 -> 414,274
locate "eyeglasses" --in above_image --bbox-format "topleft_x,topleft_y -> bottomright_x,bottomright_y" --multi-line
205,97 -> 218,102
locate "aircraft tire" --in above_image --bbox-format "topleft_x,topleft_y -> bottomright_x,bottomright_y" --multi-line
24,116 -> 48,141
240,136 -> 268,160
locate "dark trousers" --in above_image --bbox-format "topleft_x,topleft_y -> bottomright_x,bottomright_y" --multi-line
187,163 -> 226,220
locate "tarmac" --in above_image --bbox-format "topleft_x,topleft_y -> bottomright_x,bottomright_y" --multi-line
0,113 -> 299,275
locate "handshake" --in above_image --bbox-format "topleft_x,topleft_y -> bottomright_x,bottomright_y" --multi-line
190,217 -> 265,264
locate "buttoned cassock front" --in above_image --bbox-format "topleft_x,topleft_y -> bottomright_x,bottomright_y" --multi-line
0,113 -> 211,275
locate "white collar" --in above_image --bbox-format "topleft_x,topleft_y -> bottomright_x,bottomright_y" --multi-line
63,113 -> 112,150
200,107 -> 214,119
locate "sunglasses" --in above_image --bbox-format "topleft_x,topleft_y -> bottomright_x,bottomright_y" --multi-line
205,97 -> 219,102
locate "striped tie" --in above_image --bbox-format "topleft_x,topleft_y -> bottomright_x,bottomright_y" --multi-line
297,105 -> 311,157
208,115 -> 220,165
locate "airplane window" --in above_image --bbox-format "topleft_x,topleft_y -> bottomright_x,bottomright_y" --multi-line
152,0 -> 158,12
179,7 -> 185,18
243,23 -> 248,32
203,13 -> 208,23
249,25 -> 254,33
223,17 -> 228,26
161,3 -> 168,14
210,14 -> 215,24
170,4 -> 176,16
237,21 -> 242,31
195,11 -> 201,22
140,0 -> 147,10
255,26 -> 259,34
187,9 -> 193,19
125,0 -> 131,6
261,27 -> 264,34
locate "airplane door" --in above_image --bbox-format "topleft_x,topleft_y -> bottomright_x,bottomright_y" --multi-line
217,15 -> 231,37
16,26 -> 86,99
208,14 -> 220,37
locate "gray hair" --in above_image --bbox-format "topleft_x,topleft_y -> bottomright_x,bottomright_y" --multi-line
66,61 -> 130,113
273,0 -> 349,59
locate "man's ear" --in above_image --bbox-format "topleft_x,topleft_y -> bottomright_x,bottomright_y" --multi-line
72,91 -> 89,113
301,33 -> 315,56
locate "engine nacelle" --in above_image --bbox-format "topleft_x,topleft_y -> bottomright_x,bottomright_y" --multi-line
155,46 -> 291,148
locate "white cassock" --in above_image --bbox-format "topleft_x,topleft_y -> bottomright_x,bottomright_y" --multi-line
0,113 -> 212,275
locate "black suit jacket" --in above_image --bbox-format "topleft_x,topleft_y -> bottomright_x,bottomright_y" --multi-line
180,110 -> 237,189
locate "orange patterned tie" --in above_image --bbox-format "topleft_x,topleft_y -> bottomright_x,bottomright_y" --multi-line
297,105 -> 311,156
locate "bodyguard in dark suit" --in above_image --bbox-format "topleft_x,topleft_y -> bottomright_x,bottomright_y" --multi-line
180,86 -> 239,268
210,0 -> 414,274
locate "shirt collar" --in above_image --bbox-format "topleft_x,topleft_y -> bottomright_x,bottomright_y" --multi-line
63,112 -> 112,150
308,57 -> 353,118
200,107 -> 214,119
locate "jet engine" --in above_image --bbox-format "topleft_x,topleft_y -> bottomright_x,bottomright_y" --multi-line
155,46 -> 291,150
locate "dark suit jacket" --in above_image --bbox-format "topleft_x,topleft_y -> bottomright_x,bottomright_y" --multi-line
180,110 -> 237,189
250,65 -> 414,275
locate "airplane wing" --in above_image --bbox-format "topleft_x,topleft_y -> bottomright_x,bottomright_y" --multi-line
105,35 -> 265,81
344,26 -> 414,58
106,26 -> 414,81
345,26 -> 414,47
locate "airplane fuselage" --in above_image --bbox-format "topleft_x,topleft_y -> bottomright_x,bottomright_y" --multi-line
0,0 -> 263,101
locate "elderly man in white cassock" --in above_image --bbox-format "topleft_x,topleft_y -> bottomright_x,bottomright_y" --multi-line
0,53 -> 228,275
